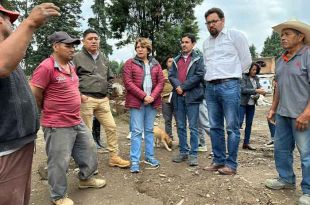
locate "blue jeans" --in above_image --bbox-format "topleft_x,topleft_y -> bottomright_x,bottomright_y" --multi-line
198,99 -> 210,147
274,114 -> 310,194
175,96 -> 199,156
239,105 -> 255,145
206,79 -> 241,170
130,104 -> 157,163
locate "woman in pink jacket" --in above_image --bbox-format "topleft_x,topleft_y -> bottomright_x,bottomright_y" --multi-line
123,37 -> 164,173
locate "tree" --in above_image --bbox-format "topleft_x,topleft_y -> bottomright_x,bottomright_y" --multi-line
261,31 -> 283,58
249,44 -> 258,59
109,60 -> 120,74
88,0 -> 113,56
106,0 -> 203,64
25,0 -> 83,75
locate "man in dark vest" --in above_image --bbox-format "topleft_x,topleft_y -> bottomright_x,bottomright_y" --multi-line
0,3 -> 60,205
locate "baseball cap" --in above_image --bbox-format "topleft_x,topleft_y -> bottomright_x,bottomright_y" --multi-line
0,5 -> 20,23
48,31 -> 81,45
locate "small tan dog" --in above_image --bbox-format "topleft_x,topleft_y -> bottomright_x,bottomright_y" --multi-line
153,126 -> 173,151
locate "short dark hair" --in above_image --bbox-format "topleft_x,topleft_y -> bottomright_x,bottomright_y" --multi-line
248,62 -> 261,75
182,33 -> 196,43
83,29 -> 99,39
162,54 -> 173,68
204,8 -> 225,19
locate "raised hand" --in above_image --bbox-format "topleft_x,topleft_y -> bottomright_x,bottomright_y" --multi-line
26,3 -> 60,28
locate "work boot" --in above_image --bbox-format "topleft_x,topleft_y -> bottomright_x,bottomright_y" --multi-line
265,178 -> 295,190
53,197 -> 74,205
79,177 -> 106,189
188,155 -> 198,166
109,155 -> 130,168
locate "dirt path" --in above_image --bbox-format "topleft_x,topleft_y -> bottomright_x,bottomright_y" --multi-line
29,100 -> 302,205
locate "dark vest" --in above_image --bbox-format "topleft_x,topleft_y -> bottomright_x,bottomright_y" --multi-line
0,66 -> 39,151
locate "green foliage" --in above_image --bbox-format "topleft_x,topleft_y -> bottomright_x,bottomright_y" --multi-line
106,0 -> 203,64
0,0 -> 19,10
261,31 -> 283,58
109,60 -> 120,74
24,0 -> 83,75
249,44 -> 258,59
88,0 -> 113,56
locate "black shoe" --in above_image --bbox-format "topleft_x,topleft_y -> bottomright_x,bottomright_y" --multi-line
172,154 -> 188,163
242,144 -> 256,150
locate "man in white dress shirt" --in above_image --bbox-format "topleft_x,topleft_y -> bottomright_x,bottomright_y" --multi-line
202,7 -> 251,175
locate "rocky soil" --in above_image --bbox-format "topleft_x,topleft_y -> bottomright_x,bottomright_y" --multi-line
30,96 -> 302,205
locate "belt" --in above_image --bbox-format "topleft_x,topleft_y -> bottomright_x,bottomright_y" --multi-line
83,93 -> 107,99
208,78 -> 239,84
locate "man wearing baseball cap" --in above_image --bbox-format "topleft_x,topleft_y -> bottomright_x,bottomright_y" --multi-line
30,31 -> 106,205
0,3 -> 60,205
265,19 -> 310,205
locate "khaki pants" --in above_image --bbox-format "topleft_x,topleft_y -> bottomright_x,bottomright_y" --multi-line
81,96 -> 119,154
0,142 -> 34,205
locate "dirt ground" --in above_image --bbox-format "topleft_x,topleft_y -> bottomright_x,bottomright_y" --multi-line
29,96 -> 303,205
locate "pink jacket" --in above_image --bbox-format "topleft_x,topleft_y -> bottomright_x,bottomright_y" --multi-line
123,56 -> 164,109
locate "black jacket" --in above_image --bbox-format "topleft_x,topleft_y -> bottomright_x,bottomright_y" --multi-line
240,74 -> 261,106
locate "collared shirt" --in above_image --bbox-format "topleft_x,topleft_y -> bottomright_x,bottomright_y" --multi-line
88,51 -> 99,61
275,45 -> 310,118
203,28 -> 251,81
31,56 -> 81,127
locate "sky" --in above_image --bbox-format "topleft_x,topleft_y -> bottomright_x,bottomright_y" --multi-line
81,0 -> 307,62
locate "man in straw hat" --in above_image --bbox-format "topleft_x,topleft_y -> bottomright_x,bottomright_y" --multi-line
265,19 -> 310,205
0,3 -> 60,205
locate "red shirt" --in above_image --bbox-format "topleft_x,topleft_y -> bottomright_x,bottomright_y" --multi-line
177,55 -> 191,83
31,56 -> 81,127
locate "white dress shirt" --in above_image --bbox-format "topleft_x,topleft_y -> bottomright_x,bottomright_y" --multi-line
203,28 -> 251,81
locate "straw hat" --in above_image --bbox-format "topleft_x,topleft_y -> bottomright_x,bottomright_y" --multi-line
273,19 -> 310,46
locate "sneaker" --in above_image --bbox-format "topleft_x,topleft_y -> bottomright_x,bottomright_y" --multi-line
109,155 -> 130,168
78,177 -> 106,189
198,145 -> 208,152
172,153 -> 188,163
130,162 -> 140,173
299,194 -> 310,205
265,141 -> 274,148
265,178 -> 295,190
53,197 -> 74,205
144,157 -> 160,169
188,155 -> 198,166
126,132 -> 131,139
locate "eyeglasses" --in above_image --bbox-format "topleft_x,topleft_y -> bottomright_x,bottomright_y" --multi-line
205,19 -> 221,26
